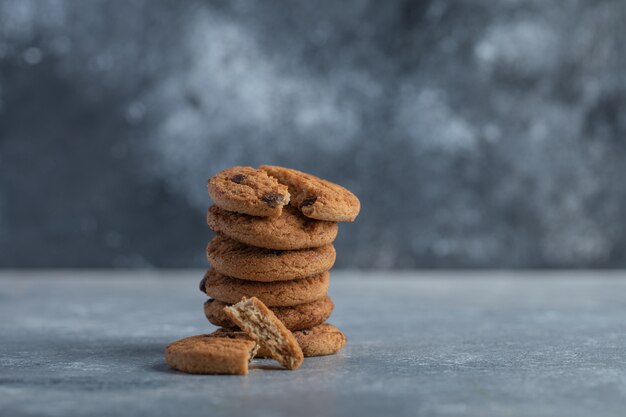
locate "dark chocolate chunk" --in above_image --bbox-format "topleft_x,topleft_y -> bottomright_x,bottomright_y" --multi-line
261,193 -> 284,207
231,174 -> 246,184
299,196 -> 317,208
199,275 -> 207,293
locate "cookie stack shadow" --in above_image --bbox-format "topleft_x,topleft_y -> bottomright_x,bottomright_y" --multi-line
200,165 -> 360,359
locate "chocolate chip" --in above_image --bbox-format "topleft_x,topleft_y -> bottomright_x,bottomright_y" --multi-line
199,276 -> 207,293
261,193 -> 284,207
299,196 -> 317,208
231,174 -> 246,184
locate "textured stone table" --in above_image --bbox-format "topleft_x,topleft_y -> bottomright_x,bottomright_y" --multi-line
2,271 -> 626,417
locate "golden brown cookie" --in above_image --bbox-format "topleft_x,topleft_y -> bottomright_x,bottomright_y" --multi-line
207,205 -> 338,250
207,236 -> 335,282
208,166 -> 290,218
260,165 -> 360,222
201,269 -> 330,307
204,295 -> 334,331
165,334 -> 257,375
285,323 -> 347,357
210,323 -> 346,358
224,297 -> 304,370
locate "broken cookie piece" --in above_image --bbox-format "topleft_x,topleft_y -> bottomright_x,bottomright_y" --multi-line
165,334 -> 257,375
223,297 -> 304,370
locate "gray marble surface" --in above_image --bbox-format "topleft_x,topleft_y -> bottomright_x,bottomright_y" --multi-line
2,270 -> 626,417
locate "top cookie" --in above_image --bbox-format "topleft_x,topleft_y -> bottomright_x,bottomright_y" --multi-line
259,165 -> 360,222
208,167 -> 290,218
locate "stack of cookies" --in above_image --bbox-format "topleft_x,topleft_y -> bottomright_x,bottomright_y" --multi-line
200,165 -> 360,361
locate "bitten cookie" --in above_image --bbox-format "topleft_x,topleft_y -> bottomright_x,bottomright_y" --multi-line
201,269 -> 330,307
224,297 -> 304,370
165,335 -> 257,375
207,236 -> 336,282
204,295 -> 334,331
207,205 -> 338,250
260,165 -> 360,222
208,167 -> 290,218
211,323 -> 346,358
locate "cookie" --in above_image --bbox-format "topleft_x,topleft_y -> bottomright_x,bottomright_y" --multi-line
165,334 -> 257,375
201,269 -> 330,307
207,205 -> 338,250
224,297 -> 304,370
204,295 -> 334,331
207,235 -> 336,282
285,323 -> 347,357
260,165 -> 360,222
208,166 -> 290,218
211,323 -> 346,358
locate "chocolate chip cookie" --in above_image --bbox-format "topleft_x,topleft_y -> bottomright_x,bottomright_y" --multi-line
204,295 -> 334,331
260,165 -> 360,222
208,166 -> 290,218
165,334 -> 257,375
206,235 -> 336,282
207,205 -> 338,250
201,269 -> 330,307
284,323 -> 347,357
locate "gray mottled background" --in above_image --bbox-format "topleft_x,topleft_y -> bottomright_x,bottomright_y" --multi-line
1,0 -> 626,269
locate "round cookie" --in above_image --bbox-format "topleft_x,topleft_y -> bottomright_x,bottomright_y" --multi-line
289,323 -> 347,357
211,323 -> 347,358
260,165 -> 360,222
206,235 -> 336,282
207,205 -> 338,250
201,269 -> 330,307
208,166 -> 290,218
204,295 -> 334,331
165,334 -> 256,375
